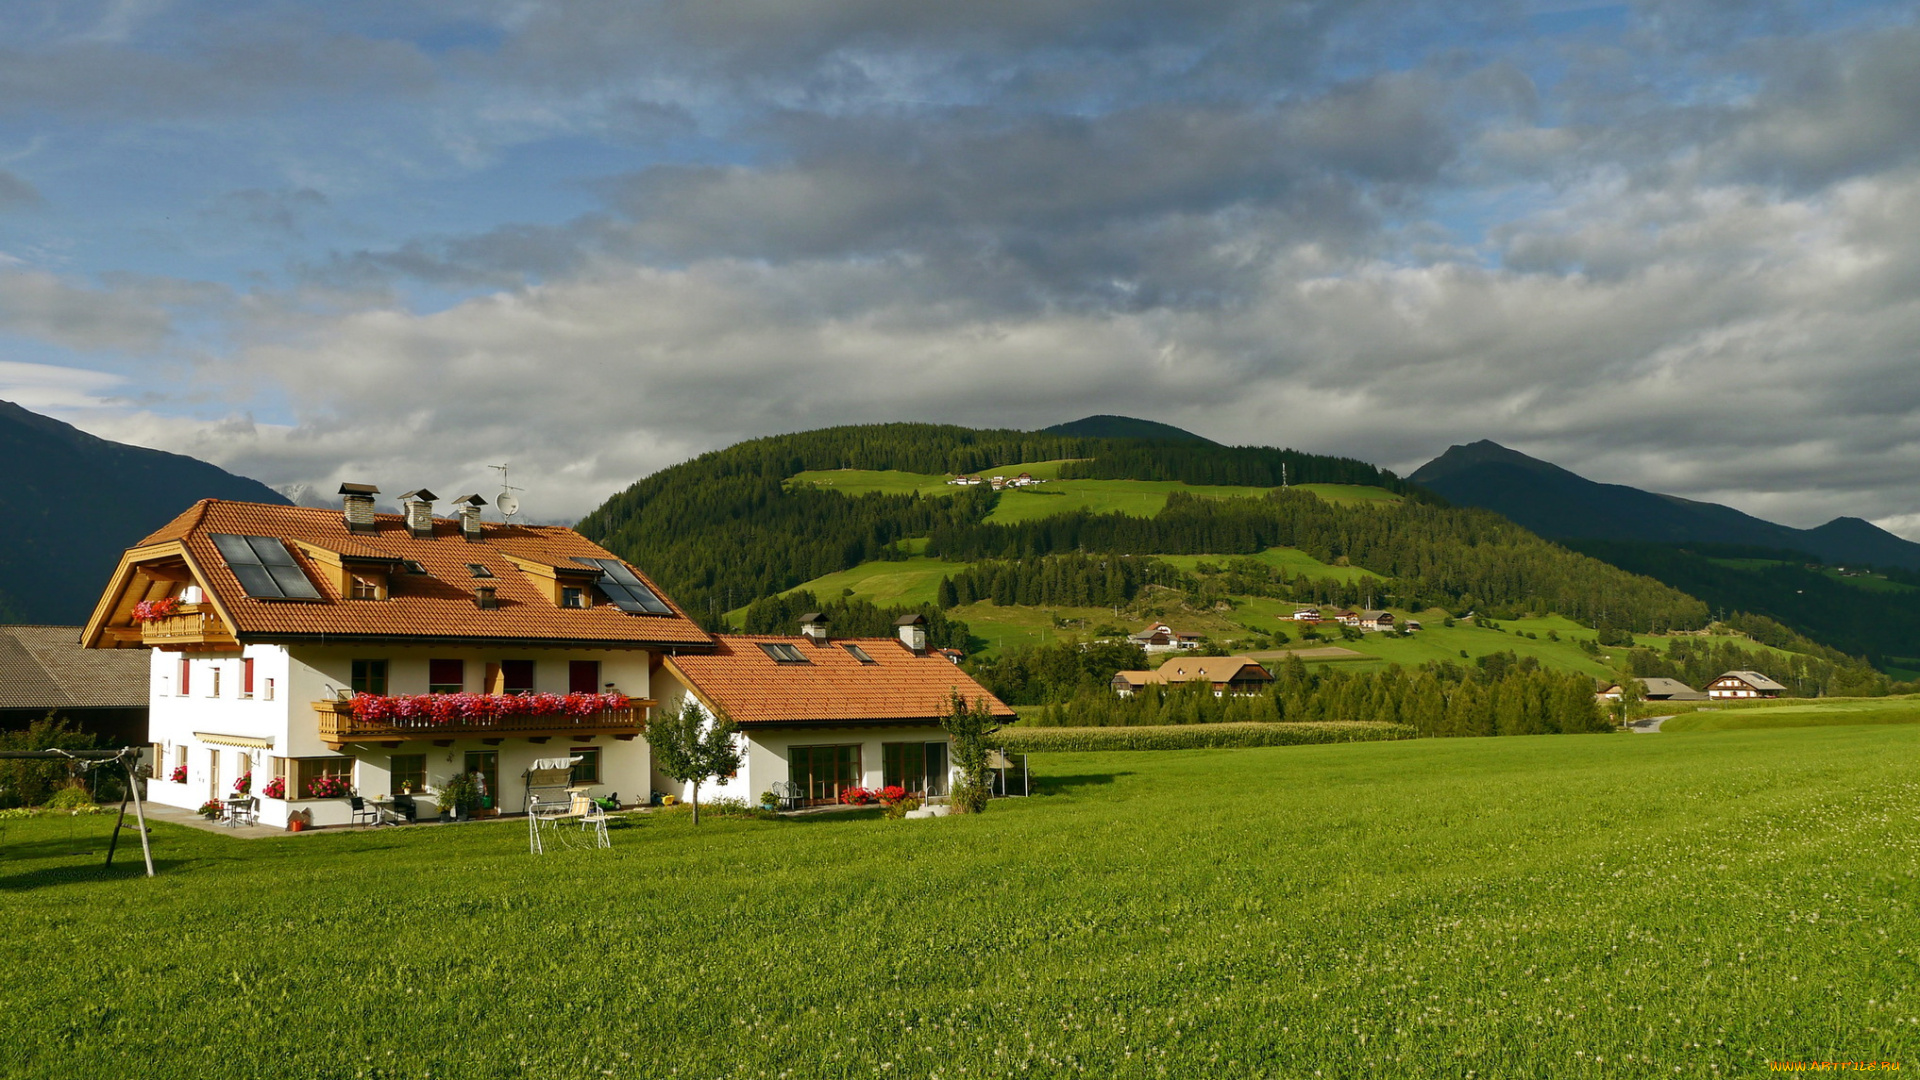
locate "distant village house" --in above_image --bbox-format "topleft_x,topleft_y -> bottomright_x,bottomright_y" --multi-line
1706,671 -> 1785,700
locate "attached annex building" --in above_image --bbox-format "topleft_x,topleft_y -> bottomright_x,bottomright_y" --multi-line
84,487 -> 711,828
657,614 -> 1014,806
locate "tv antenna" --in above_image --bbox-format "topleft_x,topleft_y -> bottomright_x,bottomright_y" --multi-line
488,464 -> 523,521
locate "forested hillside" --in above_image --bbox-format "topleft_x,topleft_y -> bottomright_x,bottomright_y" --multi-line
577,419 -> 1906,704
926,490 -> 1709,632
576,422 -> 1412,621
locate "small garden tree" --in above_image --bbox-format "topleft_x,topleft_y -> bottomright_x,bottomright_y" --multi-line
942,691 -> 1002,814
650,697 -> 743,825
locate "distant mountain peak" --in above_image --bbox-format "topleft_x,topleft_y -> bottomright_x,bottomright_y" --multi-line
1409,440 -> 1571,484
1410,438 -> 1920,572
1041,415 -> 1214,443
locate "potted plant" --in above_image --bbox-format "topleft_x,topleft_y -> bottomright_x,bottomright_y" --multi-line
232,771 -> 252,796
436,771 -> 480,822
169,765 -> 187,784
196,798 -> 224,820
260,776 -> 286,800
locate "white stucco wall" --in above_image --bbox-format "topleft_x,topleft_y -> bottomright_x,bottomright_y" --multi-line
143,642 -> 655,828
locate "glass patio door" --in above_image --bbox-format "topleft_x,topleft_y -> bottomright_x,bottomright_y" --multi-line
464,750 -> 499,811
883,741 -> 949,795
790,745 -> 860,805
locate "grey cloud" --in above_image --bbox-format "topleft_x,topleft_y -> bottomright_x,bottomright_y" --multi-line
0,270 -> 172,350
0,171 -> 44,210
0,28 -> 433,119
1708,27 -> 1920,190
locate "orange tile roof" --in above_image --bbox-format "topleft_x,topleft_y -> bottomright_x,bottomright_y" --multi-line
664,634 -> 1014,726
115,499 -> 712,647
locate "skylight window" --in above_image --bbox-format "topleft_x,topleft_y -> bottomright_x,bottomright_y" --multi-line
467,564 -> 494,579
574,558 -> 674,615
402,560 -> 428,575
841,643 -> 876,665
209,534 -> 322,600
759,642 -> 810,664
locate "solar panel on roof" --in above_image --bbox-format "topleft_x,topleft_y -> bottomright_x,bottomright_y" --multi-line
575,557 -> 674,615
210,534 -> 323,600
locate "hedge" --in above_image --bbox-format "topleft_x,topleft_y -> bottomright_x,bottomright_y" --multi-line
997,721 -> 1417,752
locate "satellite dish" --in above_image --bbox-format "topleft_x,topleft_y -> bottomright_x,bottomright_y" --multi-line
496,493 -> 520,518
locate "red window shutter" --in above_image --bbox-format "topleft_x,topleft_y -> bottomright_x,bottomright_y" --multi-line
242,658 -> 255,696
569,661 -> 600,694
429,658 -> 465,689
178,658 -> 190,696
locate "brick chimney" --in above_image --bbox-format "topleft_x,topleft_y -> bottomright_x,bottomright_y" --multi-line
799,612 -> 829,644
451,494 -> 487,542
895,613 -> 928,654
399,489 -> 438,538
474,584 -> 498,609
339,483 -> 379,534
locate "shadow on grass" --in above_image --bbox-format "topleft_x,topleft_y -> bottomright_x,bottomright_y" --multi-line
1035,772 -> 1131,793
0,858 -> 190,891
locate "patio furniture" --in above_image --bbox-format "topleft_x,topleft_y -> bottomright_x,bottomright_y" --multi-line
523,756 -> 584,813
770,780 -> 803,811
223,796 -> 257,828
390,793 -> 417,824
349,795 -> 381,827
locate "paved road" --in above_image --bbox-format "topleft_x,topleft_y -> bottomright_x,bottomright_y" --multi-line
1628,715 -> 1675,733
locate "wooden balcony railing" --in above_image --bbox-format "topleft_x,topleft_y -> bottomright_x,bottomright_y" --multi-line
315,700 -> 652,748
140,606 -> 237,651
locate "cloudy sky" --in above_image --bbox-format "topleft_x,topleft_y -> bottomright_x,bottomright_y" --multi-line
1,1 -> 1917,529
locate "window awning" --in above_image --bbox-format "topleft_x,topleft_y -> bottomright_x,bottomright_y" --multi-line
194,732 -> 275,750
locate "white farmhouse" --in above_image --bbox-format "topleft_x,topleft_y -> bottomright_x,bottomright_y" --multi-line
82,486 -> 712,828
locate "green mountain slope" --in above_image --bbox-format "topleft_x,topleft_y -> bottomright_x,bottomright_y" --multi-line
581,421 -> 1898,699
0,400 -> 292,624
575,422 -> 1412,621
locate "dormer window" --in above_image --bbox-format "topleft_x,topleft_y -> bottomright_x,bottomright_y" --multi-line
561,587 -> 586,609
351,575 -> 382,600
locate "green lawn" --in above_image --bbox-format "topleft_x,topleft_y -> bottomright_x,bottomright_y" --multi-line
5,727 -> 1917,1077
1660,694 -> 1920,731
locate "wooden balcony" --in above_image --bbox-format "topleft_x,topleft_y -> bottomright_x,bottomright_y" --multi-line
140,606 -> 238,651
315,700 -> 652,749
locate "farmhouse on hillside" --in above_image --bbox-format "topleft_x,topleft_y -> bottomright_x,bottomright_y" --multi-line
1110,655 -> 1275,698
1705,671 -> 1786,700
1128,622 -> 1203,653
83,487 -> 713,829
657,613 -> 1014,806
1287,606 -> 1323,622
1357,610 -> 1395,632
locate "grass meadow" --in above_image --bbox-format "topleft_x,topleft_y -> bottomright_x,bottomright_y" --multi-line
4,727 -> 1917,1078
1660,695 -> 1920,732
786,463 -> 1396,527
